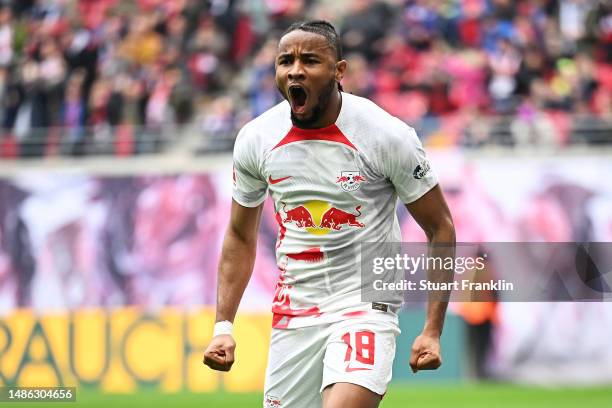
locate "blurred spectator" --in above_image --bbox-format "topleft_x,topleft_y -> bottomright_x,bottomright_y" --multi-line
248,38 -> 282,117
341,53 -> 374,99
487,38 -> 522,113
61,71 -> 86,154
511,97 -> 556,147
587,1 -> 612,63
341,0 -> 392,61
444,46 -> 488,110
515,45 -> 549,97
197,95 -> 237,152
559,0 -> 592,49
118,14 -> 163,66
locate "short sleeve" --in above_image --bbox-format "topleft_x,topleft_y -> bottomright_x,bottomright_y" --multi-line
383,123 -> 438,204
232,126 -> 268,207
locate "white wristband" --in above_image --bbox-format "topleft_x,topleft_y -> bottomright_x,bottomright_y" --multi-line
213,320 -> 233,337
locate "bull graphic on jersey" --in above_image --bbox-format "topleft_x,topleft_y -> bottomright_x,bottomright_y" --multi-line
281,202 -> 365,231
320,205 -> 365,230
282,203 -> 316,228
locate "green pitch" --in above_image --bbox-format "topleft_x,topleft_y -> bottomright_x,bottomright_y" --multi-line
2,384 -> 611,407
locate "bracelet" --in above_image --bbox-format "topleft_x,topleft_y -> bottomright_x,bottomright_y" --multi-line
213,320 -> 233,337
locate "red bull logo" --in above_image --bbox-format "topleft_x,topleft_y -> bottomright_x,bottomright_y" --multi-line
282,203 -> 316,228
280,201 -> 365,233
320,205 -> 365,230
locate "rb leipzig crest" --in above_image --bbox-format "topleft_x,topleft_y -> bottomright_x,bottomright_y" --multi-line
336,171 -> 365,192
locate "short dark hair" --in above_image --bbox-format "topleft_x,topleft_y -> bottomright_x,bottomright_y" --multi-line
283,20 -> 343,61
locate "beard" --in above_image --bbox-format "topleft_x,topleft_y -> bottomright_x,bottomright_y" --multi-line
279,77 -> 337,128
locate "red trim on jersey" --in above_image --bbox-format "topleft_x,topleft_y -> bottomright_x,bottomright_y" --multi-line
274,211 -> 286,250
342,310 -> 368,317
272,124 -> 357,151
271,267 -> 322,329
286,247 -> 324,263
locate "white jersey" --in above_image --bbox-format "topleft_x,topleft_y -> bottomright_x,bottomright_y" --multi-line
232,92 -> 438,329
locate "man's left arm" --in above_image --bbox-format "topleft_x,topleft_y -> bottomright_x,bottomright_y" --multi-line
404,184 -> 456,373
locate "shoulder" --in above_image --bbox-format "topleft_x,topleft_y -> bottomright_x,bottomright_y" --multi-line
234,100 -> 292,154
338,92 -> 418,150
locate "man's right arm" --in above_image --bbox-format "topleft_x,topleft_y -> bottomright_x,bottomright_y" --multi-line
216,199 -> 263,322
203,199 -> 263,371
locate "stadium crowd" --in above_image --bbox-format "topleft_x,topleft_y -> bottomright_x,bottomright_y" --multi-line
0,0 -> 610,157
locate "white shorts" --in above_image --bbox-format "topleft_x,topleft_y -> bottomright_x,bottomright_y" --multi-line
263,318 -> 400,408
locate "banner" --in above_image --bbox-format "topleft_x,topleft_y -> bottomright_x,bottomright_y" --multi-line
0,308 -> 270,392
1,154 -> 611,312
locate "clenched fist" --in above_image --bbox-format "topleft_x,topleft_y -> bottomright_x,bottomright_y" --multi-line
203,334 -> 236,372
409,333 -> 442,373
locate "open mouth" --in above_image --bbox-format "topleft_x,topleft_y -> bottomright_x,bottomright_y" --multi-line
288,85 -> 308,114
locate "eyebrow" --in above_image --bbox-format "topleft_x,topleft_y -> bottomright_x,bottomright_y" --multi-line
277,52 -> 322,59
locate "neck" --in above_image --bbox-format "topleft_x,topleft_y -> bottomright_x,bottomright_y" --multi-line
302,89 -> 342,129
320,89 -> 342,128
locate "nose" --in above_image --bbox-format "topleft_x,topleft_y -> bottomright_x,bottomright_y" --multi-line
287,60 -> 305,81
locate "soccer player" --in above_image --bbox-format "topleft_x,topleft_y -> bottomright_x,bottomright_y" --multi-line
204,20 -> 455,408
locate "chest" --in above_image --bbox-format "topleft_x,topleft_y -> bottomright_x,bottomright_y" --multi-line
263,141 -> 388,211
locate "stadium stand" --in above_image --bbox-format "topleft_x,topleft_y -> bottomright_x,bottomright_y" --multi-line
0,0 -> 610,158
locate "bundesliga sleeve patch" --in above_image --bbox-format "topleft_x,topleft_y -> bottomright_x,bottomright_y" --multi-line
413,160 -> 431,179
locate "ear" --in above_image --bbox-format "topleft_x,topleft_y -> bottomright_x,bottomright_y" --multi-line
335,60 -> 347,83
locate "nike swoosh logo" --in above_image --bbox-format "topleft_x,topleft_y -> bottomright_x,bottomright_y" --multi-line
345,366 -> 373,372
269,175 -> 293,184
